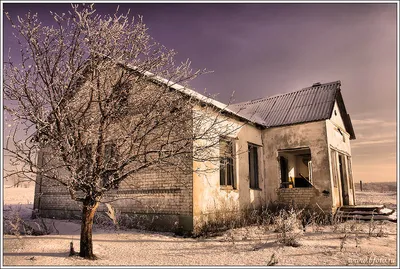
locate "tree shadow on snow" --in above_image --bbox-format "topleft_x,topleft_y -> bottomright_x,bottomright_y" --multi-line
3,252 -> 70,258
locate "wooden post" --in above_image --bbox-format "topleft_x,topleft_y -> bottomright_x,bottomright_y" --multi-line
360,180 -> 363,192
69,241 -> 76,256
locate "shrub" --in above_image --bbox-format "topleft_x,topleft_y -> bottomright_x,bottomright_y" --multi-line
4,207 -> 56,236
192,201 -> 328,238
273,208 -> 303,247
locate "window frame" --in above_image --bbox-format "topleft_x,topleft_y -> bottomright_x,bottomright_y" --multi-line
248,142 -> 260,190
219,137 -> 236,189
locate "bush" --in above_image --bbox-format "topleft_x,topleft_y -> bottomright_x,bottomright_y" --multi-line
98,201 -> 331,242
4,208 -> 57,236
273,208 -> 303,247
192,201 -> 312,238
193,208 -> 240,237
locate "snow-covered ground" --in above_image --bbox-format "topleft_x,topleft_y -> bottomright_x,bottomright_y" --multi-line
2,186 -> 397,266
356,190 -> 397,209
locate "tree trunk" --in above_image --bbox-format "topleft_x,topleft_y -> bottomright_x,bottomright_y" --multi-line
79,199 -> 99,259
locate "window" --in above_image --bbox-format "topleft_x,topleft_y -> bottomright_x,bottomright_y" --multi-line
338,128 -> 346,142
248,143 -> 259,189
220,138 -> 235,188
103,143 -> 119,188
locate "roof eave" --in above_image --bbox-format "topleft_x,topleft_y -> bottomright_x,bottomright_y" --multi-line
334,90 -> 356,140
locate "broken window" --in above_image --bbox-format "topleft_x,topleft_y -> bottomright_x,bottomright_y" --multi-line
278,148 -> 312,188
248,143 -> 259,189
219,138 -> 235,188
337,128 -> 346,143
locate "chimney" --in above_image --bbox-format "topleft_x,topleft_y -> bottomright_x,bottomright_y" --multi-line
312,82 -> 321,87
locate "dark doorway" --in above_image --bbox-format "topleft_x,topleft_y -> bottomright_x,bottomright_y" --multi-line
338,154 -> 349,205
280,156 -> 289,188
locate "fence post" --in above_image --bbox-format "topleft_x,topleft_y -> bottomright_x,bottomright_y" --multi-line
360,180 -> 363,192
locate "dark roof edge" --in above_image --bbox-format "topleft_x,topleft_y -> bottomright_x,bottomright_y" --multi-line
263,118 -> 327,129
333,89 -> 356,140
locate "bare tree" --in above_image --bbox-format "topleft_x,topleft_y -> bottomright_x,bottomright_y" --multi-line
4,4 -> 241,259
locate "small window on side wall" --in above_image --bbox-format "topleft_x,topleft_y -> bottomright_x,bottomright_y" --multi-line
248,143 -> 259,189
219,138 -> 235,189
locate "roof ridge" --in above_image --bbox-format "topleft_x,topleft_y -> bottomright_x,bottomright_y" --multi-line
300,80 -> 341,91
230,80 -> 341,107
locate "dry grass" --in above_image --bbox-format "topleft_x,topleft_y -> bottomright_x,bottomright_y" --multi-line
273,208 -> 303,247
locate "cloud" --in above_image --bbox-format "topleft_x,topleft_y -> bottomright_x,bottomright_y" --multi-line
352,118 -> 396,129
351,139 -> 395,148
351,117 -> 396,149
356,131 -> 396,140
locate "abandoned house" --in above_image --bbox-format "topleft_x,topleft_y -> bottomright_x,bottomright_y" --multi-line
33,70 -> 356,232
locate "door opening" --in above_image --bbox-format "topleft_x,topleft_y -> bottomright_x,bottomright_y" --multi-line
338,154 -> 349,205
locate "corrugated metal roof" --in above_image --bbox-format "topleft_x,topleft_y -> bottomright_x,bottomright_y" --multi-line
228,80 -> 355,139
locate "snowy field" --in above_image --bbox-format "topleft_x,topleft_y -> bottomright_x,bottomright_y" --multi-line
2,185 -> 397,266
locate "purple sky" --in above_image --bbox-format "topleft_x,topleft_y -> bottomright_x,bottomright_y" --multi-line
2,2 -> 397,182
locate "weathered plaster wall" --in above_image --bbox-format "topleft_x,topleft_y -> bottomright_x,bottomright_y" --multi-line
192,110 -> 264,229
236,123 -> 265,209
326,101 -> 355,208
330,101 -> 346,130
262,121 -> 334,212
